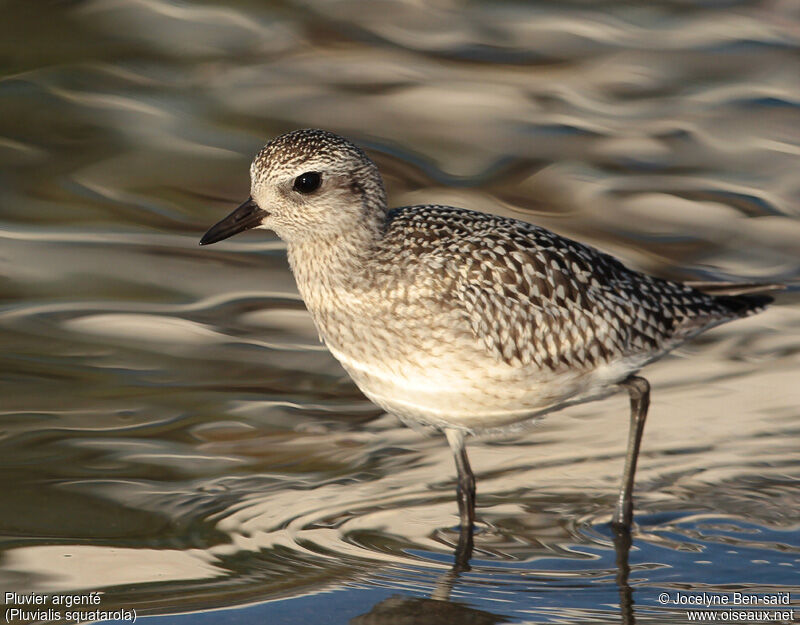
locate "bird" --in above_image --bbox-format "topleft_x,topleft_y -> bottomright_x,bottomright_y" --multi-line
200,128 -> 776,534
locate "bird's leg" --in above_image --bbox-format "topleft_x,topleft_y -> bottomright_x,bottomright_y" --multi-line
444,428 -> 476,534
453,520 -> 474,574
612,375 -> 650,529
612,523 -> 635,625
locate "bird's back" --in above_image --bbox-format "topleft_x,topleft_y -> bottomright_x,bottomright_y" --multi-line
374,205 -> 769,374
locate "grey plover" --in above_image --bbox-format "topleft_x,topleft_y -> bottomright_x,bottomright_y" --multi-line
200,128 -> 775,531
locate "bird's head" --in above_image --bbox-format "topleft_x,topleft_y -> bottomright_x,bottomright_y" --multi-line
200,129 -> 387,246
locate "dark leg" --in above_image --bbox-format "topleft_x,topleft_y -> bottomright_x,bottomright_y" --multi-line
444,428 -> 476,532
612,375 -> 650,529
452,520 -> 474,573
612,523 -> 636,624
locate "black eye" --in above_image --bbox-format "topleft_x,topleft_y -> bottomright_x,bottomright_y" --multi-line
293,172 -> 321,194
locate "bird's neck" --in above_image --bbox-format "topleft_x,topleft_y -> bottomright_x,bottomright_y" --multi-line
286,217 -> 383,309
286,175 -> 389,326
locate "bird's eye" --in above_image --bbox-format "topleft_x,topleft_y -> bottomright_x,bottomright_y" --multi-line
293,172 -> 322,194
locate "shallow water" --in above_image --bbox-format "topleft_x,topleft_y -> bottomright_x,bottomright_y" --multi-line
1,0 -> 799,623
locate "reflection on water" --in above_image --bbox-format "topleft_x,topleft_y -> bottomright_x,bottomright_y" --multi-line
1,0 -> 799,623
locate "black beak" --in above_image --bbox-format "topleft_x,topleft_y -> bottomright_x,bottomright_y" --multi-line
199,197 -> 268,246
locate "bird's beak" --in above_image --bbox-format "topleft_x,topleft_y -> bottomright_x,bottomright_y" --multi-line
199,197 -> 268,246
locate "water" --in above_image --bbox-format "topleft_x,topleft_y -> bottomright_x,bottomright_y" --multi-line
1,0 -> 799,623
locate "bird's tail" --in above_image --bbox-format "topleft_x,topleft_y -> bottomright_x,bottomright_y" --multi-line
685,281 -> 783,317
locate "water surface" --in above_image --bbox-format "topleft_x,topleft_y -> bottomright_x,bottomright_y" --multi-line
1,1 -> 799,623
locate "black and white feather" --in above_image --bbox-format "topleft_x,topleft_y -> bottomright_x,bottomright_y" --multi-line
379,205 -> 770,372
230,128 -> 774,433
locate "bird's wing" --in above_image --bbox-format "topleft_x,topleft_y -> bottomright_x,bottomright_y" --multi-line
386,206 -> 724,370
683,281 -> 785,296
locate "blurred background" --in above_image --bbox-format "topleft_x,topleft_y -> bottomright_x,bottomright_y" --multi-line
1,0 -> 799,623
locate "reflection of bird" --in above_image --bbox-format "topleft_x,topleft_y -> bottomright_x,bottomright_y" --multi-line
349,595 -> 506,625
201,128 -> 777,532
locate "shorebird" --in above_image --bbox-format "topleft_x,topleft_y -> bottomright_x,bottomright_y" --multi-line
200,128 -> 775,532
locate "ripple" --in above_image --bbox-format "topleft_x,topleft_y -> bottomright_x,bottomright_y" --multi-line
77,0 -> 296,57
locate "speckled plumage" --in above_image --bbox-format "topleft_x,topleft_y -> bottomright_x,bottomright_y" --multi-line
201,128 -> 774,530
209,129 -> 770,433
378,204 -> 741,370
